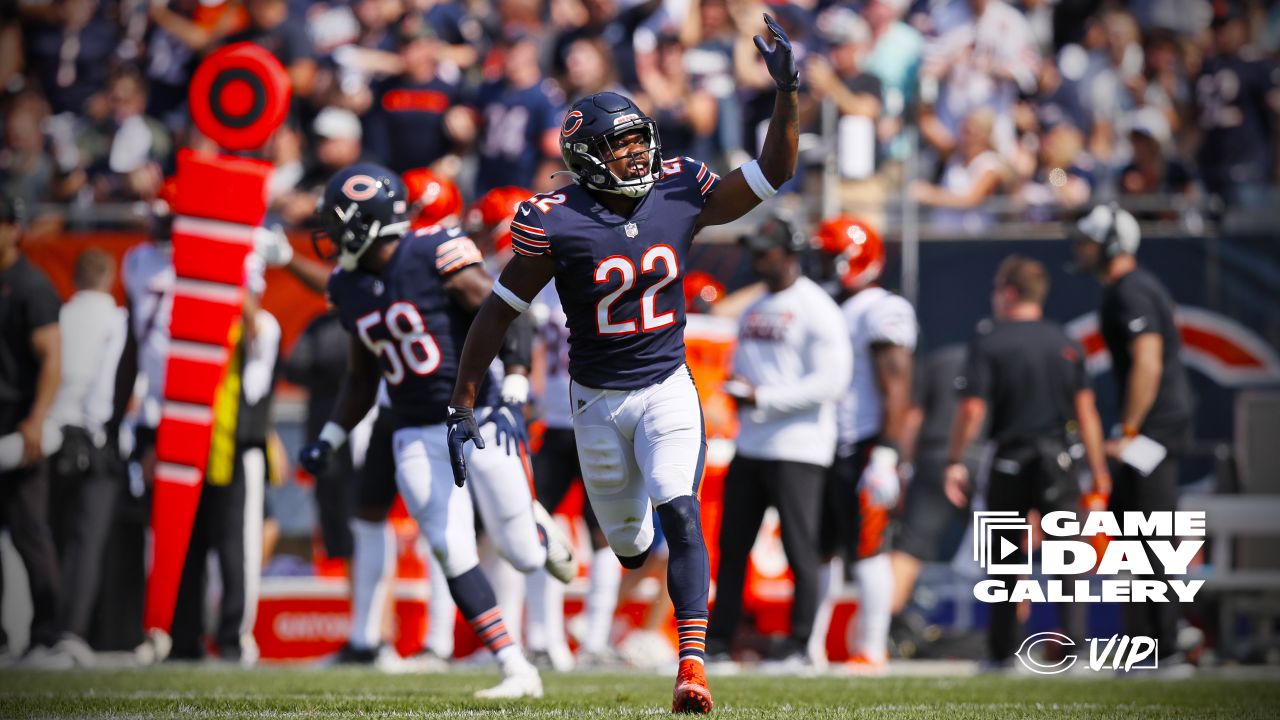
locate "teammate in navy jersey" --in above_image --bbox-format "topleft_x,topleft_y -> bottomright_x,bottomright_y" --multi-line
297,163 -> 573,698
447,15 -> 799,713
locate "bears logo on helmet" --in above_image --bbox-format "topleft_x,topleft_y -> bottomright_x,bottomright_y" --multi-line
562,110 -> 584,137
341,174 -> 381,202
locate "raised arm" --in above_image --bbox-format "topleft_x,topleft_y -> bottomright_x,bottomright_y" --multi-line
695,14 -> 799,230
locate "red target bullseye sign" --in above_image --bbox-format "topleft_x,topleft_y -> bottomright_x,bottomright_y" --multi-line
188,42 -> 291,151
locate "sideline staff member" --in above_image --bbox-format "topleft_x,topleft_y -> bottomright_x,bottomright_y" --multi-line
0,195 -> 65,660
944,255 -> 1110,667
708,215 -> 852,664
1071,204 -> 1192,663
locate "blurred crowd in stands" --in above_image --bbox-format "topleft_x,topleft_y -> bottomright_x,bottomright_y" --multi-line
2,0 -> 1278,233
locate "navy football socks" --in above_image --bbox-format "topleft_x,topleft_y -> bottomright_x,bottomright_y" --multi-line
657,495 -> 710,663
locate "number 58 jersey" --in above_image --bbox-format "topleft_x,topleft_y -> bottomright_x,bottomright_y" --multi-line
510,157 -> 721,390
327,226 -> 499,428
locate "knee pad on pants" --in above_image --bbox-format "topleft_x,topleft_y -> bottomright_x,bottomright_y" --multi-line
599,505 -> 654,561
656,494 -> 701,547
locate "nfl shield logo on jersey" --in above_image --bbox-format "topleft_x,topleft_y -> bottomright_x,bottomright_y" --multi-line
625,222 -> 639,238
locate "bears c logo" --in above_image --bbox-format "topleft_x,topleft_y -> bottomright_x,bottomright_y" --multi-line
341,175 -> 380,201
562,110 -> 584,137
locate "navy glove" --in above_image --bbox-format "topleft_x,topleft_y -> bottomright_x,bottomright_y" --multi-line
446,406 -> 485,488
754,13 -> 798,92
484,403 -> 528,456
298,440 -> 334,476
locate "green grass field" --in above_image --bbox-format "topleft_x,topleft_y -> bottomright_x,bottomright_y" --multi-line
2,666 -> 1279,719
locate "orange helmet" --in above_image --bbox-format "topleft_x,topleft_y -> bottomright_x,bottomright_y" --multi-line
402,168 -> 462,229
683,271 -> 725,314
466,186 -> 531,254
815,215 -> 883,291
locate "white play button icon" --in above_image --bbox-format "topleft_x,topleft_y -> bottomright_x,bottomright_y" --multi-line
1000,536 -> 1019,560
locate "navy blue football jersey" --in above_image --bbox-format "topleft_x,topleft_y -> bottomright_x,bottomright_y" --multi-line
327,226 -> 499,427
473,79 -> 565,195
509,156 -> 721,390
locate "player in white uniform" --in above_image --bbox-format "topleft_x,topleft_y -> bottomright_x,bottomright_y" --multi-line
810,216 -> 916,670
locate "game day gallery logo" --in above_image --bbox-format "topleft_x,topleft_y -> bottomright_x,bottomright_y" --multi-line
971,510 -> 1206,603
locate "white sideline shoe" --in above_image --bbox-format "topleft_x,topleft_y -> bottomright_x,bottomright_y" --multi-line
475,661 -> 544,699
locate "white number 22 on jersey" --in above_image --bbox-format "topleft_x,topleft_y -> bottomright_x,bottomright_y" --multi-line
593,244 -> 679,336
356,302 -> 442,385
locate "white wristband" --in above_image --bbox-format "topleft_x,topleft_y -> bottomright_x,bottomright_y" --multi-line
492,280 -> 531,314
741,159 -> 777,201
319,421 -> 348,449
871,445 -> 899,468
501,373 -> 530,405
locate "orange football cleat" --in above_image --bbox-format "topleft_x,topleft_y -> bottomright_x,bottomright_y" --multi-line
671,658 -> 714,714
843,652 -> 888,676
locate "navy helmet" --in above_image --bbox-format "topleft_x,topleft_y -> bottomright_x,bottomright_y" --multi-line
314,163 -> 410,270
560,92 -> 662,198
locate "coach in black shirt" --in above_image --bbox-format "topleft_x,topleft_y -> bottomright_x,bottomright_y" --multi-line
0,196 -> 65,660
1072,204 -> 1193,662
943,256 -> 1110,667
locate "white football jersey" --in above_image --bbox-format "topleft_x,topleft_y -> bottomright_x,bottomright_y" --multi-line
531,284 -> 572,430
122,242 -> 175,429
838,286 -> 918,446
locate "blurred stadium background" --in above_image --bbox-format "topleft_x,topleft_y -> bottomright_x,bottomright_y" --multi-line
3,0 -> 1280,691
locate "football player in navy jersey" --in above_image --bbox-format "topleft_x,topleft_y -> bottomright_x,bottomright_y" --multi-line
447,15 -> 799,713
297,163 -> 574,698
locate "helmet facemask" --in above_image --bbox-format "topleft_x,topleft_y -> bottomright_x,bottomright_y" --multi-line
567,118 -> 662,198
312,200 -> 409,271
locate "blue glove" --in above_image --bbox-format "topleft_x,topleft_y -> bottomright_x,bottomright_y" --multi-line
446,406 -> 485,488
754,13 -> 798,91
298,440 -> 334,476
484,403 -> 528,456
